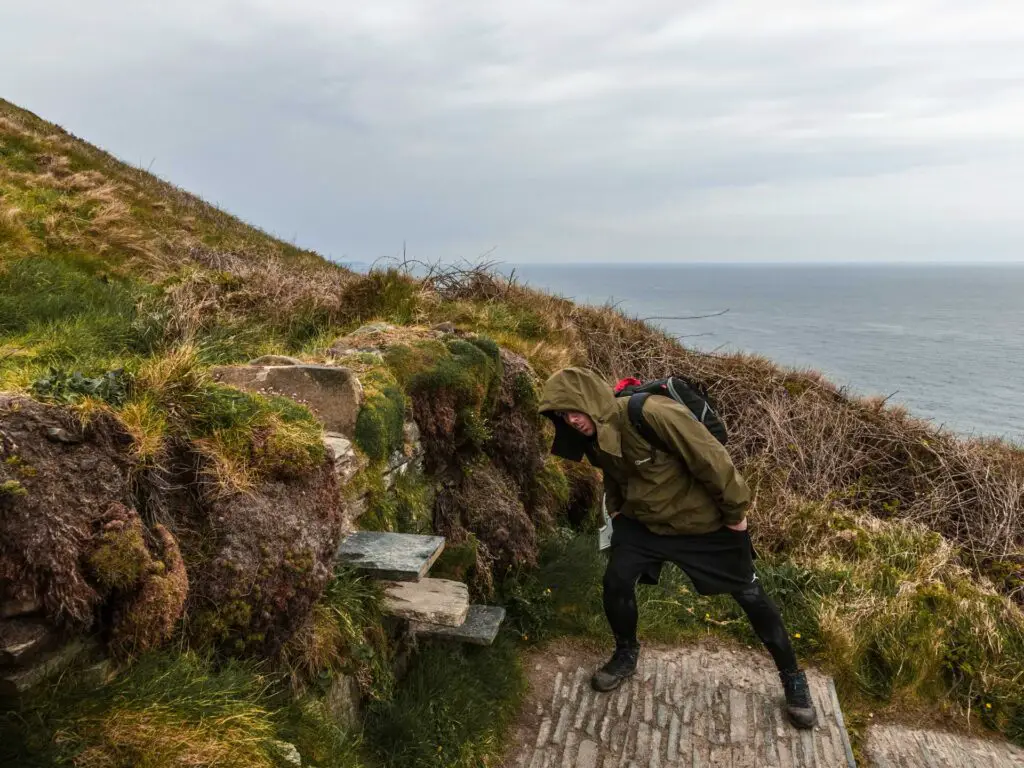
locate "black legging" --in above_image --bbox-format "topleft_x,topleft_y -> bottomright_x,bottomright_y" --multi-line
602,570 -> 799,673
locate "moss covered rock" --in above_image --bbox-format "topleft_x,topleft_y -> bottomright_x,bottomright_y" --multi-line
353,369 -> 405,463
0,395 -> 130,629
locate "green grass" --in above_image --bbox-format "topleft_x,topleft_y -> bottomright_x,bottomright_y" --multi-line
281,569 -> 395,704
1,652 -> 281,768
362,636 -> 527,768
274,696 -> 370,768
1,649 -> 377,768
0,255 -> 157,389
361,467 -> 434,534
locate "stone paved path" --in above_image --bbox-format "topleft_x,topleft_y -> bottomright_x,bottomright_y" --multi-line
506,643 -> 855,767
865,724 -> 1024,767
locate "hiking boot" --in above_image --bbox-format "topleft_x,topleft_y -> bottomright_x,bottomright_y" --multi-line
780,669 -> 817,729
591,642 -> 639,692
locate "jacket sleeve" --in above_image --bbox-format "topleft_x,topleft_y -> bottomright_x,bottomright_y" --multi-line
643,398 -> 751,524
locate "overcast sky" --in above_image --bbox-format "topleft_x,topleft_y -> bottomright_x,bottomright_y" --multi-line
4,1 -> 1024,264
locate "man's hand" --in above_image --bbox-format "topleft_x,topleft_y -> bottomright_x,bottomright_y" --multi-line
725,518 -> 748,532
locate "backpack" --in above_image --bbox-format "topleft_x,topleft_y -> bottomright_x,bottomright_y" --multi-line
613,376 -> 728,451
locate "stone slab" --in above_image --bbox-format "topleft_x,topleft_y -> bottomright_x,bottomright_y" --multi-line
248,355 -> 302,366
211,363 -> 362,436
381,578 -> 469,627
324,673 -> 361,732
505,643 -> 856,767
0,598 -> 42,620
323,432 -> 366,486
0,618 -> 59,668
411,605 -> 507,646
865,723 -> 1024,768
0,639 -> 94,705
336,531 -> 445,581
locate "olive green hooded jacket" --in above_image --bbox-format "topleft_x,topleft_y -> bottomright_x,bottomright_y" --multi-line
538,367 -> 750,535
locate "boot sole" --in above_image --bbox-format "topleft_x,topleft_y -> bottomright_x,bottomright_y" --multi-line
591,668 -> 636,693
786,710 -> 818,730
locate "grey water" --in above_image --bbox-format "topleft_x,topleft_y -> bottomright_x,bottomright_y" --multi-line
506,263 -> 1024,444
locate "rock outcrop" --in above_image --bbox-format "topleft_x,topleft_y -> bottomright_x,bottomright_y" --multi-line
211,364 -> 363,436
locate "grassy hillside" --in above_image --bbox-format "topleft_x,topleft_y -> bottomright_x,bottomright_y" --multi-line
2,101 -> 1023,767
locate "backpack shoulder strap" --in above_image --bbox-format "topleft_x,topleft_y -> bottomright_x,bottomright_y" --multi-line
626,392 -> 671,455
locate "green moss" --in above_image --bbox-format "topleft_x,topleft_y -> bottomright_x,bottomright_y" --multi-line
0,479 -> 27,497
466,335 -> 500,363
353,369 -> 406,462
407,336 -> 503,453
382,340 -> 448,388
410,338 -> 499,397
512,371 -> 538,410
458,407 -> 491,450
87,524 -> 151,591
430,536 -> 480,582
191,599 -> 255,650
536,459 -> 570,509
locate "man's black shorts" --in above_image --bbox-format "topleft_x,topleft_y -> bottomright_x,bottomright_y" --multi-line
606,514 -> 757,595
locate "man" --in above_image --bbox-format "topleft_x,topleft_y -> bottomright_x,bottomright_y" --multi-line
538,367 -> 816,729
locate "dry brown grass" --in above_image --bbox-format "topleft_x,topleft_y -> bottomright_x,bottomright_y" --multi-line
72,703 -> 277,768
161,246 -> 357,342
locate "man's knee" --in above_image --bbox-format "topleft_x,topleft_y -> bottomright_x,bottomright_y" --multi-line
731,580 -> 764,606
602,562 -> 636,596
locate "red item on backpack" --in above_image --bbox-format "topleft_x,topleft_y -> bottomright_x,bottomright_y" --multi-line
614,377 -> 643,394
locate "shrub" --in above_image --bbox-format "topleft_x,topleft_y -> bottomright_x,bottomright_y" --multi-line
30,367 -> 131,406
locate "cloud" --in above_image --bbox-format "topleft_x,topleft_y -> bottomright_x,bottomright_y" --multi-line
3,0 -> 1023,262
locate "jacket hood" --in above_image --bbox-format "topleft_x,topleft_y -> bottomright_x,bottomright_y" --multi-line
538,367 -> 622,460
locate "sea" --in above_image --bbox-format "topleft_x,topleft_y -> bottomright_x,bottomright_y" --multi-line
503,263 -> 1024,444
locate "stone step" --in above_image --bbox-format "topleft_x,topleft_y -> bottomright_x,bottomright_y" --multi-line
0,618 -> 59,669
0,639 -> 95,706
336,531 -> 445,581
865,724 -> 1024,767
382,578 -> 469,628
412,605 -> 507,646
0,597 -> 42,620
